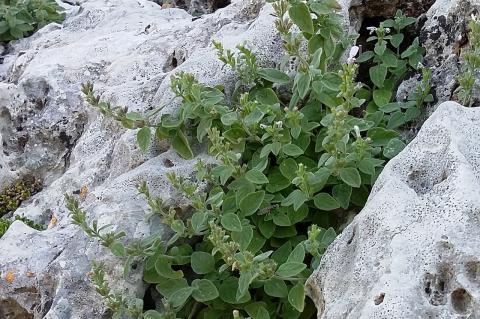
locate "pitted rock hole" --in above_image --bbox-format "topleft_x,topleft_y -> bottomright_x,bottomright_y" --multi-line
406,167 -> 449,195
0,298 -> 34,319
465,261 -> 480,283
451,288 -> 473,314
374,293 -> 385,305
163,51 -> 185,72
423,265 -> 453,306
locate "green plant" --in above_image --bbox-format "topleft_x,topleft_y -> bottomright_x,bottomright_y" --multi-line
0,218 -> 11,237
0,177 -> 42,217
0,0 -> 65,41
456,14 -> 480,106
0,215 -> 45,237
72,2 -> 431,319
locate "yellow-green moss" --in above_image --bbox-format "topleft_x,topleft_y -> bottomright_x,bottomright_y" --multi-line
0,177 -> 42,217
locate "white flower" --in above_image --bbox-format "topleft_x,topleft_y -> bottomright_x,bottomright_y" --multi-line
354,125 -> 361,138
417,62 -> 425,69
347,45 -> 359,64
472,13 -> 478,21
275,121 -> 283,128
385,27 -> 391,34
366,26 -> 377,34
260,124 -> 268,129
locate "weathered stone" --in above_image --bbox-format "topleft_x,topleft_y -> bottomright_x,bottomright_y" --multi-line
2,0 -> 480,318
0,0 -> 283,318
307,101 -> 480,319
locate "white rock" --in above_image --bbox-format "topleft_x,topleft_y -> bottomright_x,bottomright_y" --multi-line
0,0 -> 282,317
307,101 -> 480,319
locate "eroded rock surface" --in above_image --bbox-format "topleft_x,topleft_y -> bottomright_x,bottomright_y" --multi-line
0,0 -> 281,318
1,0 -> 480,318
307,102 -> 480,318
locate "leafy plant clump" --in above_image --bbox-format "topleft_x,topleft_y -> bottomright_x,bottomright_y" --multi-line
69,1 -> 432,319
0,0 -> 65,42
0,215 -> 45,237
0,177 -> 42,216
456,13 -> 480,106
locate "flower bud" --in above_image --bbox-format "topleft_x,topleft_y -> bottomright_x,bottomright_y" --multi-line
354,125 -> 361,138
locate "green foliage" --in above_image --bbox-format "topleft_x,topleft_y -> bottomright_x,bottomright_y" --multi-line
0,218 -> 11,237
14,215 -> 45,230
0,177 -> 42,216
74,2 -> 432,319
0,0 -> 65,41
457,14 -> 480,107
0,215 -> 45,237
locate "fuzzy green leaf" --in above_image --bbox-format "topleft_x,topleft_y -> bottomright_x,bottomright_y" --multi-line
367,127 -> 399,146
383,138 -> 406,159
373,89 -> 392,107
282,144 -> 304,157
221,213 -> 243,232
143,310 -> 164,319
171,130 -> 194,159
170,287 -> 194,308
232,225 -> 254,250
281,189 -> 308,211
332,184 -> 352,209
240,191 -> 265,216
264,278 -> 288,298
155,256 -> 183,279
287,243 -> 306,263
156,278 -> 189,298
192,279 -> 219,302
289,2 -> 314,34
245,169 -> 269,184
191,252 -> 215,274
276,262 -> 306,277
258,68 -> 290,84
237,271 -> 254,301
137,127 -> 151,152
313,193 -> 340,211
369,65 -> 388,88
288,283 -> 305,312
339,167 -> 361,188
245,303 -> 270,319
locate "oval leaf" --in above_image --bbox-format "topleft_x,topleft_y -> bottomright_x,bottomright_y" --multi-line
240,191 -> 265,216
170,287 -> 194,308
339,167 -> 361,188
276,262 -> 306,277
282,144 -> 304,157
264,278 -> 288,298
137,127 -> 151,152
288,283 -> 305,312
191,251 -> 215,275
258,68 -> 290,84
313,193 -> 340,211
245,169 -> 269,184
221,213 -> 243,232
289,2 -> 314,34
172,130 -> 194,159
191,279 -> 219,302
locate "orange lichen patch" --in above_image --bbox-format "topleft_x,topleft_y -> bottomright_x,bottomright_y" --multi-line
79,185 -> 88,200
25,271 -> 35,278
5,270 -> 15,284
47,215 -> 57,229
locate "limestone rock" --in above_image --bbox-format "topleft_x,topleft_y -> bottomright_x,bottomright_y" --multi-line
0,0 -> 282,318
306,101 -> 480,319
